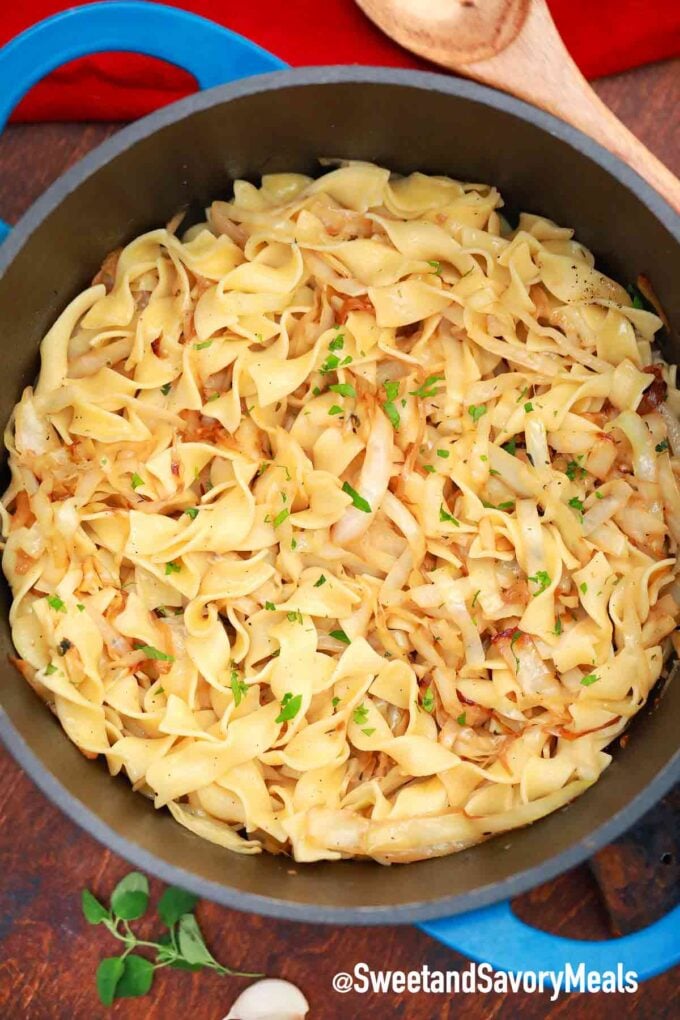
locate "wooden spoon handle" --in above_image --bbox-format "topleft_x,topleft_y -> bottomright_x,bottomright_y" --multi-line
463,0 -> 680,213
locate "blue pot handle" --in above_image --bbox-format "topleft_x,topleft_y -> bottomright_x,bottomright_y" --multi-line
420,899 -> 680,982
0,0 -> 288,241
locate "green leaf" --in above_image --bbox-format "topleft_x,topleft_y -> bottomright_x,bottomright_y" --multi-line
160,381 -> 172,396
96,956 -> 125,1006
439,504 -> 459,526
656,440 -> 669,453
158,886 -> 200,928
328,404 -> 344,416
46,594 -> 66,613
467,404 -> 487,423
131,473 -> 144,490
436,449 -> 449,459
329,382 -> 356,398
342,481 -> 372,513
177,913 -> 217,967
193,340 -> 213,350
273,507 -> 290,528
275,692 -> 302,724
313,574 -> 327,588
427,259 -> 441,274
410,374 -> 443,399
115,954 -> 154,998
110,872 -> 149,921
421,687 -> 435,713
330,629 -> 350,644
320,353 -> 341,374
502,439 -> 517,456
184,507 -> 199,519
230,671 -> 249,707
528,570 -> 551,596
165,561 -> 181,575
383,380 -> 400,402
353,704 -> 369,726
456,712 -> 467,726
580,673 -> 600,687
524,401 -> 534,412
264,601 -> 277,611
135,644 -> 174,663
81,889 -> 110,924
328,334 -> 345,351
382,400 -> 400,430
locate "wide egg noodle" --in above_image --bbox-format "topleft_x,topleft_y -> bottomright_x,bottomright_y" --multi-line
3,162 -> 678,864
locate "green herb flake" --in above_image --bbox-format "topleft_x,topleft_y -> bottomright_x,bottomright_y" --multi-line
580,582 -> 588,594
362,727 -> 376,736
382,399 -> 400,430
342,481 -> 372,514
568,496 -> 585,514
330,628 -> 351,644
160,382 -> 172,396
553,617 -> 563,636
164,561 -> 181,575
502,439 -> 517,456
437,449 -> 450,459
497,501 -> 515,511
328,404 -> 344,416
421,687 -> 435,713
135,644 -> 174,663
423,464 -> 436,473
456,712 -> 467,726
580,673 -> 600,687
384,380 -> 400,402
273,508 -> 290,528
330,382 -> 356,399
332,696 -> 340,708
353,704 -> 369,726
131,473 -> 144,491
264,601 -> 277,611
471,590 -> 480,608
410,374 -> 444,399
627,284 -> 645,310
314,574 -> 327,588
184,507 -> 199,520
329,334 -> 345,351
230,671 -> 249,707
286,609 -> 303,624
528,570 -> 551,596
524,401 -> 534,413
427,259 -> 442,274
45,663 -> 58,675
595,490 -> 604,499
47,594 -> 66,613
656,440 -> 669,453
439,504 -> 460,526
468,404 -> 487,423
276,692 -> 303,724
320,353 -> 341,374
76,603 -> 86,612
312,386 -> 322,396
193,341 -> 213,350
566,459 -> 586,480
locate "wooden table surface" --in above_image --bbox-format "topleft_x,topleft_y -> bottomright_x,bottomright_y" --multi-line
0,59 -> 679,1020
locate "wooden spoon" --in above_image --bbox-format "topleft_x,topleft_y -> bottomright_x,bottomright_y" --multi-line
355,0 -> 680,212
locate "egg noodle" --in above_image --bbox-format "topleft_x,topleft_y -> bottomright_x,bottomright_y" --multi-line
3,163 -> 679,863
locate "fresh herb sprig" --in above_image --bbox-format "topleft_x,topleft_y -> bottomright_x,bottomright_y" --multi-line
82,872 -> 260,1006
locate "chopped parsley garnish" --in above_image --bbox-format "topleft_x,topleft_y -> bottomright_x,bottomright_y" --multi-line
320,353 -> 341,374
193,340 -> 212,350
382,379 -> 401,429
566,458 -> 586,480
580,582 -> 588,594
410,374 -> 444,399
423,464 -> 436,473
131,474 -> 144,490
164,561 -> 181,575
314,574 -> 327,588
516,386 -> 528,403
329,334 -> 345,351
421,687 -> 435,713
496,501 -> 516,511
524,401 -> 534,413
330,629 -> 351,644
286,610 -> 303,624
439,504 -> 460,526
384,380 -> 400,402
273,508 -> 290,528
332,696 -> 340,708
353,704 -> 369,726
342,481 -> 372,513
427,260 -> 442,274
135,644 -> 174,662
595,490 -> 604,499
580,673 -> 600,687
329,382 -> 356,398
264,601 -> 276,611
184,507 -> 199,520
160,382 -> 172,396
312,386 -> 322,396
627,284 -> 645,310
528,570 -> 551,595
328,405 -> 344,416
45,663 -> 58,675
471,590 -> 480,608
510,630 -> 522,670
553,617 -> 563,636
468,404 -> 487,423
502,439 -> 517,456
437,449 -> 450,459
276,692 -> 302,724
77,604 -> 85,612
362,727 -> 376,737
47,594 -> 66,613
656,440 -> 669,453
568,496 -> 585,517
230,671 -> 249,707
456,712 -> 467,726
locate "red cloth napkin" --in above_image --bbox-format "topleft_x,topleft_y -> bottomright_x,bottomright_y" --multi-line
3,0 -> 680,122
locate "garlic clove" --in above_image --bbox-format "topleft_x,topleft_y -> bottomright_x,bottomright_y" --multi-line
223,978 -> 310,1020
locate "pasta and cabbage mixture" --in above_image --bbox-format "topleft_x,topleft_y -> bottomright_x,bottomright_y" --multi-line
3,163 -> 680,864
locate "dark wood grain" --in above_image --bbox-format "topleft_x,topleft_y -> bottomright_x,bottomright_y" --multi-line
0,61 -> 679,1019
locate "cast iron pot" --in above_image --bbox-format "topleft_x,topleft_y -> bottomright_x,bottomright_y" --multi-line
0,5 -> 678,970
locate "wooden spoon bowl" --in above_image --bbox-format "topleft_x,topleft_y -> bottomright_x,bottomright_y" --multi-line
356,0 -> 680,211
